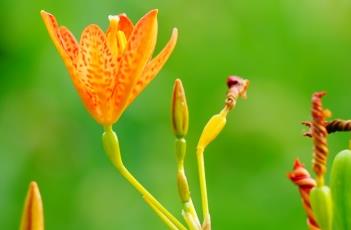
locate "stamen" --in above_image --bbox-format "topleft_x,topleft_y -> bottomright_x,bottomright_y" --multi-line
108,15 -> 120,26
117,31 -> 127,53
107,15 -> 120,57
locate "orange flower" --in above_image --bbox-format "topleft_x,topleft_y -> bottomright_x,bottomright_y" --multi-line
41,9 -> 178,125
20,182 -> 44,230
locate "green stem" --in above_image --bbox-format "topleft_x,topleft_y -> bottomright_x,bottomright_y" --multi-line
175,138 -> 201,229
145,196 -> 178,230
182,199 -> 201,230
103,125 -> 186,230
196,146 -> 211,229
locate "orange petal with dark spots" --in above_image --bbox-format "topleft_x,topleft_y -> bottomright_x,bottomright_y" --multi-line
128,28 -> 178,105
76,24 -> 117,124
40,11 -> 75,72
41,9 -> 177,126
112,9 -> 158,122
59,26 -> 79,65
20,182 -> 44,230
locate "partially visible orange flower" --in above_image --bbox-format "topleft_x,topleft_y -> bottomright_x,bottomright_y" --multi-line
20,182 -> 44,230
41,9 -> 178,125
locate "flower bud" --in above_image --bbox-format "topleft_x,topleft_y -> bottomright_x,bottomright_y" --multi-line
171,79 -> 189,138
197,109 -> 227,149
20,182 -> 44,230
310,185 -> 333,230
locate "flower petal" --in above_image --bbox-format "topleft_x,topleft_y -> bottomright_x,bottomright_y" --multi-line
59,26 -> 79,66
40,10 -> 76,70
128,28 -> 178,105
112,9 -> 158,121
118,14 -> 134,39
76,24 -> 117,124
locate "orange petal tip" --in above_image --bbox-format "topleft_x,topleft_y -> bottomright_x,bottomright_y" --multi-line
40,10 -> 51,17
29,181 -> 39,190
172,27 -> 178,36
145,9 -> 159,17
293,159 -> 303,169
20,181 -> 44,230
151,9 -> 159,14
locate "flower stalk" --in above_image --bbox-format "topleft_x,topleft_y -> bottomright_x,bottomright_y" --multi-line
41,8 -> 252,229
196,76 -> 249,229
171,79 -> 201,230
102,126 -> 186,230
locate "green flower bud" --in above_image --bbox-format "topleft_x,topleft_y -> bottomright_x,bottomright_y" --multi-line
310,185 -> 333,230
171,79 -> 189,138
330,149 -> 351,230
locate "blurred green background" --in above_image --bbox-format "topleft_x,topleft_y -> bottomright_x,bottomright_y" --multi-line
1,0 -> 351,229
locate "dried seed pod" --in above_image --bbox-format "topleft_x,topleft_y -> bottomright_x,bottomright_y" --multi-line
288,160 -> 320,230
303,119 -> 351,137
310,92 -> 329,183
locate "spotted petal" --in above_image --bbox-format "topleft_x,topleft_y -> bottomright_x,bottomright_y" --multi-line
112,9 -> 158,122
128,28 -> 178,105
40,11 -> 78,72
59,26 -> 79,66
76,24 -> 117,124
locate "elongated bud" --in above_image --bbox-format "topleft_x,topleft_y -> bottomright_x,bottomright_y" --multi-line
102,126 -> 122,169
310,186 -> 333,230
172,79 -> 189,138
20,182 -> 44,230
198,109 -> 227,149
330,149 -> 351,230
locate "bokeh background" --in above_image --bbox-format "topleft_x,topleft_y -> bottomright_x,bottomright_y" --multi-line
1,0 -> 351,229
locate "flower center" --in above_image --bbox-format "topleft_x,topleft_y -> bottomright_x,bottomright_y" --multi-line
107,15 -> 127,58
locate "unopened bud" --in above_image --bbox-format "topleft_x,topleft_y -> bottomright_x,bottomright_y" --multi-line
310,186 -> 333,230
172,79 -> 189,138
20,182 -> 44,230
197,109 -> 227,149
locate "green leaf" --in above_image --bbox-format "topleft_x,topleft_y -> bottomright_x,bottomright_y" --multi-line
330,149 -> 351,230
